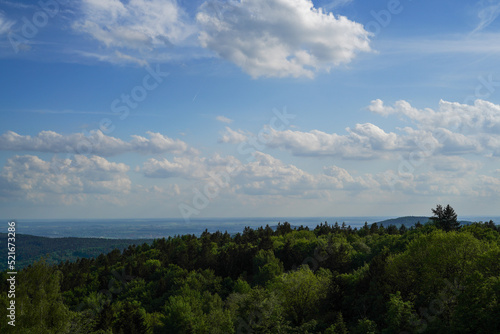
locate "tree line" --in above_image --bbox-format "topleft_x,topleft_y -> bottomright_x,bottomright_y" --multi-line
1,205 -> 499,333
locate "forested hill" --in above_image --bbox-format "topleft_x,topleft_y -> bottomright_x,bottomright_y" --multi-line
377,216 -> 475,228
376,216 -> 430,227
1,218 -> 499,333
0,233 -> 153,271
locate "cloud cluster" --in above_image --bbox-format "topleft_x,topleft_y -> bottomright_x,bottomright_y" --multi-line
2,96 -> 499,211
197,0 -> 371,78
73,0 -> 194,50
232,152 -> 378,196
140,148 -> 500,200
369,99 -> 500,133
142,156 -> 207,179
0,130 -> 195,156
57,0 -> 372,76
0,155 -> 131,202
369,99 -> 500,154
218,127 -> 248,143
140,150 -> 379,197
218,99 -> 500,160
142,153 -> 240,179
382,167 -> 500,198
221,123 -> 404,158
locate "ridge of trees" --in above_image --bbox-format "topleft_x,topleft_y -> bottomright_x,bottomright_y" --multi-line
1,205 -> 499,333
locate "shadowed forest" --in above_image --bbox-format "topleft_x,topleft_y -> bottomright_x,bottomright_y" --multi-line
1,206 -> 499,333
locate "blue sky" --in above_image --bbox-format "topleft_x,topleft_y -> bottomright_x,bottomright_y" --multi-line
1,0 -> 500,219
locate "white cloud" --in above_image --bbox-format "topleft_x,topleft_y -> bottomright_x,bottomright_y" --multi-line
197,0 -> 371,78
322,0 -> 354,10
142,156 -> 207,179
369,99 -> 500,133
216,115 -> 233,124
432,128 -> 482,154
74,0 -> 194,50
476,175 -> 500,195
368,99 -> 500,155
141,150 -> 379,197
142,153 -> 241,179
232,152 -> 381,196
262,124 -> 403,158
213,98 -> 500,204
114,50 -> 150,66
129,131 -> 197,155
429,156 -> 482,173
218,127 -> 248,143
0,130 -> 195,156
323,165 -> 379,190
0,155 -> 131,202
380,169 -> 482,197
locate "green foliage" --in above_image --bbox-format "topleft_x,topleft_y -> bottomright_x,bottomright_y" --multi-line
233,277 -> 251,294
387,230 -> 492,300
270,265 -> 331,325
229,287 -> 286,333
112,301 -> 148,334
383,291 -> 414,333
452,274 -> 500,333
352,318 -> 377,334
3,215 -> 499,333
325,312 -> 348,334
0,260 -> 74,334
253,249 -> 284,286
0,233 -> 152,271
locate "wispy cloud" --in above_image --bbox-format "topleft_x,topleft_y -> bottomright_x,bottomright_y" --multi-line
472,0 -> 500,34
0,0 -> 37,10
73,0 -> 195,50
215,115 -> 233,124
322,0 -> 354,11
377,33 -> 500,55
0,12 -> 15,35
114,50 -> 149,67
15,108 -> 116,115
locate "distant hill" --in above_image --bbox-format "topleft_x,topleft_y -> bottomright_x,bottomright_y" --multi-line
376,216 -> 431,228
0,233 -> 152,271
376,216 -> 475,228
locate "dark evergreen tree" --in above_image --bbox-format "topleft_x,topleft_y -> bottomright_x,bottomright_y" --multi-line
431,204 -> 459,231
399,224 -> 407,234
387,224 -> 399,235
276,221 -> 293,235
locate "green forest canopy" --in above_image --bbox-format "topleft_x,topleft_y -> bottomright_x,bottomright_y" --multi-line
1,206 -> 499,333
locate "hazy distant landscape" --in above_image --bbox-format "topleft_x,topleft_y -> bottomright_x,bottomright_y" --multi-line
10,217 -> 389,239
11,216 -> 499,239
